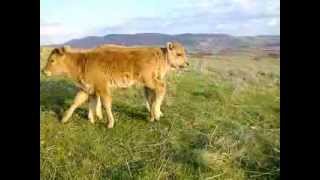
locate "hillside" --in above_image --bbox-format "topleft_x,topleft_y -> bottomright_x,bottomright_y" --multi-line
59,33 -> 279,54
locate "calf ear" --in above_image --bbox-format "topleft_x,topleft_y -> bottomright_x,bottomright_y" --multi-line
52,47 -> 65,55
166,42 -> 174,51
57,47 -> 65,54
63,45 -> 71,52
52,48 -> 60,54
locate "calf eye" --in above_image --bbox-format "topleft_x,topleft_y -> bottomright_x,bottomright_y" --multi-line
177,53 -> 183,56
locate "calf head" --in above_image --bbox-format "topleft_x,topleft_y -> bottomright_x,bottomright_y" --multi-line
166,42 -> 189,69
43,46 -> 70,77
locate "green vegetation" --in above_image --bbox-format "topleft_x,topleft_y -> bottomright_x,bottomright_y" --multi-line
40,49 -> 279,180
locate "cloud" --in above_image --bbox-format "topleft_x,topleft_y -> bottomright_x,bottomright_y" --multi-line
100,0 -> 279,36
40,22 -> 64,36
268,18 -> 280,27
234,0 -> 257,10
40,0 -> 280,44
40,19 -> 89,45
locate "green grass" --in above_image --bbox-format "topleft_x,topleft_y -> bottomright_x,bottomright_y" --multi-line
40,49 -> 280,180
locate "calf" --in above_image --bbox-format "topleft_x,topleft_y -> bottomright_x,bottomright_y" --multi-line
61,44 -> 131,123
43,42 -> 188,128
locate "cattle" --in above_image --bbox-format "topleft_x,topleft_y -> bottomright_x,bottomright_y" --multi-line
60,44 -> 132,122
61,44 -> 129,122
43,42 -> 188,128
62,44 -> 141,123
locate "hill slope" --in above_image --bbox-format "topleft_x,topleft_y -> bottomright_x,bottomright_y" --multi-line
61,33 -> 279,53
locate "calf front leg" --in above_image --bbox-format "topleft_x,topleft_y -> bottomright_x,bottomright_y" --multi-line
61,90 -> 89,123
95,95 -> 103,120
88,96 -> 96,124
99,92 -> 115,128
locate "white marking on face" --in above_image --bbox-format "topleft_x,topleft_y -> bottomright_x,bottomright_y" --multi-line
44,70 -> 52,77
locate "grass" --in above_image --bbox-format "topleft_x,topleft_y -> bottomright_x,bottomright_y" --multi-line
40,49 -> 280,180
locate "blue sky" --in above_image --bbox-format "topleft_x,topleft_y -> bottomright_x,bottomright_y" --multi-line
40,0 -> 280,45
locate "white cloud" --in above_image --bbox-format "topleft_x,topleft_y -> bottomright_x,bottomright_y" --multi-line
233,0 -> 257,10
40,24 -> 65,36
40,0 -> 280,44
100,0 -> 280,36
268,18 -> 279,26
40,19 -> 89,45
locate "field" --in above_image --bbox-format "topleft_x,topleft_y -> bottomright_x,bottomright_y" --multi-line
40,49 -> 280,180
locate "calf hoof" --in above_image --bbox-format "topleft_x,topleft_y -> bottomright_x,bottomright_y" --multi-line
155,116 -> 161,121
61,121 -> 69,124
155,113 -> 161,121
97,114 -> 103,120
88,115 -> 95,124
61,118 -> 69,124
149,117 -> 155,122
107,123 -> 114,128
96,112 -> 103,120
160,111 -> 164,117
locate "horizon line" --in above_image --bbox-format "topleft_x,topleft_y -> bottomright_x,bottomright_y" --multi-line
40,32 -> 280,46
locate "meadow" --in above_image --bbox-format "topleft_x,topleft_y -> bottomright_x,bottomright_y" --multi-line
40,48 -> 280,180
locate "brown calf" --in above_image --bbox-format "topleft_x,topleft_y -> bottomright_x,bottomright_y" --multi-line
43,42 -> 188,128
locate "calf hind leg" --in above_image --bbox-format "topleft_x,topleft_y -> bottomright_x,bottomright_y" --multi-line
61,90 -> 89,123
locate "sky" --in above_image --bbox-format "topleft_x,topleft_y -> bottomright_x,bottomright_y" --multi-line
40,0 -> 280,45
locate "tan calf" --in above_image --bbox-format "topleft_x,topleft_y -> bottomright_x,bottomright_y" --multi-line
62,44 -> 129,123
43,42 -> 188,128
63,44 -> 145,123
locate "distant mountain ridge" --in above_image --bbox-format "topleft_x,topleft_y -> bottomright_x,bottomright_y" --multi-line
46,33 -> 280,53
